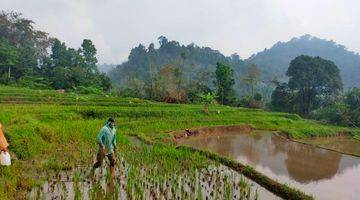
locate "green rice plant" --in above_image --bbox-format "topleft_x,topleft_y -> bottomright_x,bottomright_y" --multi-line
0,85 -> 357,199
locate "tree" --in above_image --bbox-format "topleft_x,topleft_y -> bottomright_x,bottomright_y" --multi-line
0,39 -> 18,82
286,55 -> 343,116
345,88 -> 360,110
270,83 -> 295,112
50,39 -> 69,67
240,64 -> 261,97
81,39 -> 98,73
214,62 -> 236,105
199,93 -> 216,114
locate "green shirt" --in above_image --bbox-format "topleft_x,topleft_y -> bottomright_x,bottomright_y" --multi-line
96,124 -> 116,155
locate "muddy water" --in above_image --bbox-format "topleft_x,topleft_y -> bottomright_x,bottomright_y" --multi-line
178,131 -> 360,200
298,136 -> 360,156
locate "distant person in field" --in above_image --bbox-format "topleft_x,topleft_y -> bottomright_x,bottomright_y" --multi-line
93,118 -> 117,177
0,123 -> 9,153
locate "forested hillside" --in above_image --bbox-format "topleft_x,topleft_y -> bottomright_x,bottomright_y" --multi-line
247,34 -> 360,89
109,36 -> 276,101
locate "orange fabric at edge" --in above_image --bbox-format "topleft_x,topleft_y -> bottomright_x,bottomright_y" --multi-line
0,123 -> 9,149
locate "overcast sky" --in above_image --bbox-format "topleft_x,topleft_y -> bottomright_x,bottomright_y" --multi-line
3,0 -> 360,64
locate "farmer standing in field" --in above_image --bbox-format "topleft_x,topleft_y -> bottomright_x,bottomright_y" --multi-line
0,123 -> 9,153
93,118 -> 117,178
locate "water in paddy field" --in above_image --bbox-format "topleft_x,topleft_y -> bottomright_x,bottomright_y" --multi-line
27,159 -> 278,200
178,131 -> 360,200
28,137 -> 279,200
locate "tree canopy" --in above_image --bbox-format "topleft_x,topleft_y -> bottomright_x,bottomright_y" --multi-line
0,10 -> 111,92
271,55 -> 343,116
214,62 -> 236,105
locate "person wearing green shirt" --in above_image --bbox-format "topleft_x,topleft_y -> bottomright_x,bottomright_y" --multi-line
93,118 -> 117,177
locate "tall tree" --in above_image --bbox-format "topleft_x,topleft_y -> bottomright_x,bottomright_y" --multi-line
0,39 -> 18,82
50,39 -> 69,67
81,39 -> 98,73
214,62 -> 236,105
286,55 -> 343,116
240,64 -> 261,97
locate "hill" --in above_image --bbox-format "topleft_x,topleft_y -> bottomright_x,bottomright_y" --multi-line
109,36 -> 253,98
246,34 -> 360,89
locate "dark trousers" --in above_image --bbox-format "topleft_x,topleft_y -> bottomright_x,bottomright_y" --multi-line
93,151 -> 116,168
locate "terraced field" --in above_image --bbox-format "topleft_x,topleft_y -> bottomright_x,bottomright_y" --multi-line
0,85 -> 358,199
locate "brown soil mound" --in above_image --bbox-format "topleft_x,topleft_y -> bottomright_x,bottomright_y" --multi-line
173,124 -> 254,140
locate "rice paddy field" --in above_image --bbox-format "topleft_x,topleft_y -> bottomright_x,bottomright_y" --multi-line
0,85 -> 359,199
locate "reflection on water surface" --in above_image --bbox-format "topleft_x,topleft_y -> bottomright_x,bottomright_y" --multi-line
178,131 -> 360,200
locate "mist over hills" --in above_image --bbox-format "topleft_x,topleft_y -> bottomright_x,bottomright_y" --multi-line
109,34 -> 360,96
247,34 -> 360,89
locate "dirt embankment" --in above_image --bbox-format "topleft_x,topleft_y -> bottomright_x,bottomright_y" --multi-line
173,124 -> 254,140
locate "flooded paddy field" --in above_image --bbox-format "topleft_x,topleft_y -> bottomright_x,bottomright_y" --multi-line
28,137 -> 279,200
178,130 -> 360,200
28,158 -> 278,200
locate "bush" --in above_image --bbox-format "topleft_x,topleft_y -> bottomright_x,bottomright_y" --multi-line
345,88 -> 360,110
253,93 -> 262,101
310,103 -> 350,125
17,76 -> 51,89
239,95 -> 264,109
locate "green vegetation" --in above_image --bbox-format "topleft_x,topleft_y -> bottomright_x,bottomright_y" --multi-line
310,87 -> 360,127
1,85 -> 359,199
177,146 -> 314,200
271,55 -> 343,116
247,34 -> 360,89
0,11 -> 111,92
214,62 -> 237,106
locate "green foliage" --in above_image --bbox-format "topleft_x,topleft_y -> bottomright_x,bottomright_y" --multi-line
271,55 -> 343,116
310,88 -> 360,127
199,92 -> 216,113
253,93 -> 262,101
240,64 -> 262,97
17,76 -> 51,89
287,55 -> 343,116
81,39 -> 98,73
214,62 -> 236,105
0,38 -> 18,83
0,11 -> 111,92
0,85 -> 358,198
270,83 -> 295,113
109,36 -> 252,102
345,88 -> 360,110
239,95 -> 264,109
310,103 -> 350,125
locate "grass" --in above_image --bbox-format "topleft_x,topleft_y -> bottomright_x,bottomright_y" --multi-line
0,85 -> 359,199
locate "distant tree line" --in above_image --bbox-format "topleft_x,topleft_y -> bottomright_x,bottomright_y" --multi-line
110,36 -> 269,105
1,11 -> 359,127
0,11 -> 111,93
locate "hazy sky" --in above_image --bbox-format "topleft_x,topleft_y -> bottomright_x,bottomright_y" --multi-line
3,0 -> 360,64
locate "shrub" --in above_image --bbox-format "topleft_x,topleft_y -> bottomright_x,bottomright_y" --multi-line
310,103 -> 350,125
239,95 -> 264,109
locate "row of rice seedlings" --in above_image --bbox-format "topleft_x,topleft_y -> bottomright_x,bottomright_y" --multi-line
28,156 -> 260,200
